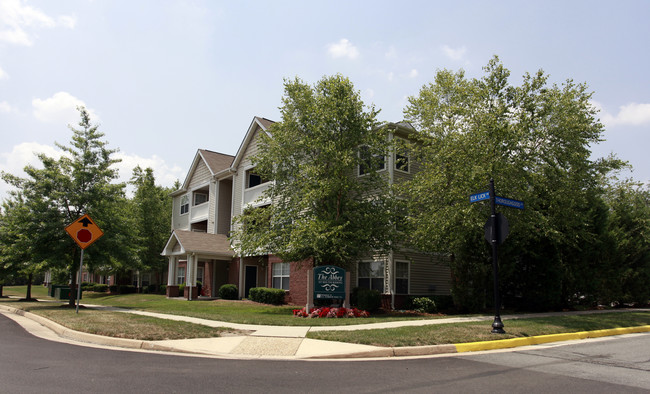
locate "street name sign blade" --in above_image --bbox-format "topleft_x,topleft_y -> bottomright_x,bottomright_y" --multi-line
65,214 -> 104,249
470,191 -> 490,203
495,196 -> 525,210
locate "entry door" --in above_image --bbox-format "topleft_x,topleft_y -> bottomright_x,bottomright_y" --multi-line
245,266 -> 257,298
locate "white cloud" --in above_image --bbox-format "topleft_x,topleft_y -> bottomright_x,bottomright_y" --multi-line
408,69 -> 418,78
0,0 -> 75,46
385,45 -> 397,59
0,66 -> 8,79
0,143 -> 184,201
327,38 -> 360,60
32,91 -> 98,125
0,142 -> 65,200
114,152 -> 184,192
594,101 -> 650,127
0,100 -> 18,113
442,45 -> 467,61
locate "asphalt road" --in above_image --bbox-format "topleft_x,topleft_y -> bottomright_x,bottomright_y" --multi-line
1,313 -> 648,393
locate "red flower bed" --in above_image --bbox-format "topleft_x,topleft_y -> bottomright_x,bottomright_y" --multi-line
292,307 -> 370,318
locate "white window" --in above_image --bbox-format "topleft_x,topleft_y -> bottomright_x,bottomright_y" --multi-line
272,262 -> 290,290
358,261 -> 384,291
358,145 -> 386,176
193,192 -> 208,205
197,266 -> 204,284
180,195 -> 189,215
395,261 -> 409,294
177,266 -> 185,285
142,273 -> 151,287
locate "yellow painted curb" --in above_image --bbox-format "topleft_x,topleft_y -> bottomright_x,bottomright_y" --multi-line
455,325 -> 650,353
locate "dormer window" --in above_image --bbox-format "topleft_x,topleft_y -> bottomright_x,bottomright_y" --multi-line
394,138 -> 410,173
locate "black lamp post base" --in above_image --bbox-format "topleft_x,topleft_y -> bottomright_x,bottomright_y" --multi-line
491,316 -> 505,334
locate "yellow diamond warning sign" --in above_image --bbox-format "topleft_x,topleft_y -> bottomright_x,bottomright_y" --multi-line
65,214 -> 104,249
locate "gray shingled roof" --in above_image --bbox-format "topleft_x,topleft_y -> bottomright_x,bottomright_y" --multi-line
198,149 -> 234,174
172,230 -> 234,258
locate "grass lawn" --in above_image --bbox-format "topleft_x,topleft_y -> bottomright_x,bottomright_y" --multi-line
307,312 -> 650,347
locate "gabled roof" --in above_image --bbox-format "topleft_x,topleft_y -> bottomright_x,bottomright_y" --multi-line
173,149 -> 235,195
161,229 -> 234,259
231,116 -> 275,170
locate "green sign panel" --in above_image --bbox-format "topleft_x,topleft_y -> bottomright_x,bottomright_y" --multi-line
314,265 -> 346,299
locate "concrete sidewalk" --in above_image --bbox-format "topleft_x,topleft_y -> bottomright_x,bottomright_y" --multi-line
1,302 -> 649,360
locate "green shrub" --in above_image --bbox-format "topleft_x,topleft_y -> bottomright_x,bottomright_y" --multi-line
118,285 -> 136,294
219,284 -> 238,300
178,283 -> 185,295
355,288 -> 381,312
81,282 -> 93,291
412,297 -> 437,313
109,285 -> 118,294
160,285 -> 166,294
248,287 -> 286,305
92,284 -> 108,293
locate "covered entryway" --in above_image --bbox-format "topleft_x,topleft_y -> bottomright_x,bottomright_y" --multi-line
244,266 -> 257,298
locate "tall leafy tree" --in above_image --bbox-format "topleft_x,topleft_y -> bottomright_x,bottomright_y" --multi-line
401,57 -> 624,311
232,74 -> 396,268
129,166 -> 173,286
2,107 -> 131,306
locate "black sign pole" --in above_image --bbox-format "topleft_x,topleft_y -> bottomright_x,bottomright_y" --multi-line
489,179 -> 505,334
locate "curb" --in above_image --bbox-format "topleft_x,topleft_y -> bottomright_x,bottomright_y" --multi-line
0,304 -> 185,354
306,325 -> 650,359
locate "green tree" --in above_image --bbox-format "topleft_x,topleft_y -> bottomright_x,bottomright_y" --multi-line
0,194 -> 44,300
129,166 -> 173,286
1,107 -> 131,306
231,74 -> 396,268
401,57 -> 624,311
602,181 -> 650,304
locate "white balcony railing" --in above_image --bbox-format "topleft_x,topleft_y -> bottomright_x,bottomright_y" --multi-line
190,202 -> 209,222
243,182 -> 271,207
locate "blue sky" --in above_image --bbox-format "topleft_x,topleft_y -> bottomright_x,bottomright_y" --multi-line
1,0 -> 649,200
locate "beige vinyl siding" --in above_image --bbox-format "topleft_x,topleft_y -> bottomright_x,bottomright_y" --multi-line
217,178 -> 233,235
232,127 -> 262,220
400,251 -> 451,296
188,160 -> 211,189
172,195 -> 190,230
206,180 -> 216,234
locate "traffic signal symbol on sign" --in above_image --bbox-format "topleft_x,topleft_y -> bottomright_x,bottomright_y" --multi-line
65,214 -> 104,249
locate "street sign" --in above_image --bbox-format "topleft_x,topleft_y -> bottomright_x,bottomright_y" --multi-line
65,214 -> 104,250
495,196 -> 524,210
484,213 -> 509,245
470,191 -> 490,203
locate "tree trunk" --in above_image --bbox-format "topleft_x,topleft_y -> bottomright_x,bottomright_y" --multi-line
25,273 -> 33,300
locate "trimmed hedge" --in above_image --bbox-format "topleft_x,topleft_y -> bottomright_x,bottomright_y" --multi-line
248,287 -> 286,305
354,288 -> 382,312
219,284 -> 238,300
92,284 -> 109,293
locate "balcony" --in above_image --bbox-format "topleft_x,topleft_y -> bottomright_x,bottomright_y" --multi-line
243,182 -> 271,207
190,201 -> 209,222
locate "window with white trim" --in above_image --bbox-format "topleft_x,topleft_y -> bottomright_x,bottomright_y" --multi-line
395,261 -> 409,294
193,192 -> 208,205
272,262 -> 290,290
180,195 -> 189,215
197,266 -> 204,284
246,168 -> 268,189
358,261 -> 384,291
177,266 -> 185,285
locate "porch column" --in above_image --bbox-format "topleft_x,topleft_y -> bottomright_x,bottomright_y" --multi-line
167,257 -> 178,286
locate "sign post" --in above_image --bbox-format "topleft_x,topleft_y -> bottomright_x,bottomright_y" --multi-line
470,180 -> 524,334
65,214 -> 104,313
